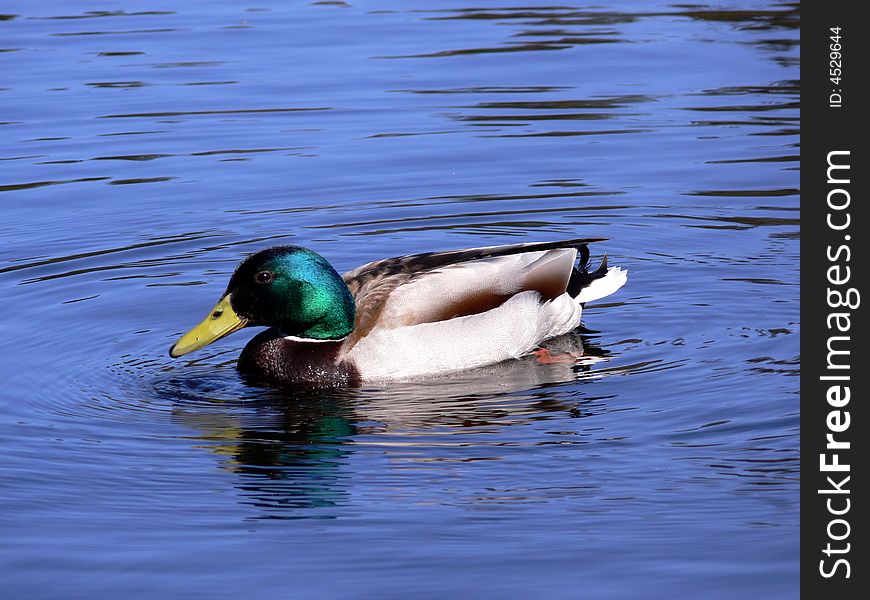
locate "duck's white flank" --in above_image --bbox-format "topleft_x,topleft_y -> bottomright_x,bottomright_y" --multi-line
346,290 -> 579,380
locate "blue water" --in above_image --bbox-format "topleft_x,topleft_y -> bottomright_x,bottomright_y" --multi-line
1,2 -> 799,598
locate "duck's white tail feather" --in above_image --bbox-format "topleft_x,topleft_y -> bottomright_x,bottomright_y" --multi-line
574,267 -> 628,303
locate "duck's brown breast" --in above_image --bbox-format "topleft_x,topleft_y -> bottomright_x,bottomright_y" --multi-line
237,329 -> 361,386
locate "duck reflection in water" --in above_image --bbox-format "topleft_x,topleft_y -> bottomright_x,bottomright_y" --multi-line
169,332 -> 611,517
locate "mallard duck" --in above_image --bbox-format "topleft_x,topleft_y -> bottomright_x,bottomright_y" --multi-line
169,239 -> 627,385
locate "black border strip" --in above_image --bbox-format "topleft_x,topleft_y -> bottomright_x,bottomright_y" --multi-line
802,2 -> 866,595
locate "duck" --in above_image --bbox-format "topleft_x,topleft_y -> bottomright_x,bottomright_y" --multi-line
169,239 -> 627,385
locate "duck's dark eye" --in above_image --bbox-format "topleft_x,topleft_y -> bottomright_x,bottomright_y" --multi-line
254,270 -> 274,284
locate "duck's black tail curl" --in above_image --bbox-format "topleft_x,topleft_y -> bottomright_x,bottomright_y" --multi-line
566,244 -> 610,297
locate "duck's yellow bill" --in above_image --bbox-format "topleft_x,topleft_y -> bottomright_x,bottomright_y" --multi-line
169,294 -> 248,358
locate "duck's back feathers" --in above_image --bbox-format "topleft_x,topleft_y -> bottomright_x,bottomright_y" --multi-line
342,238 -> 607,347
339,240 -> 626,380
342,237 -> 607,292
362,247 -> 576,328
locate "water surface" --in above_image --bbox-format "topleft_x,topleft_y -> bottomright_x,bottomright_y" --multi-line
1,2 -> 799,598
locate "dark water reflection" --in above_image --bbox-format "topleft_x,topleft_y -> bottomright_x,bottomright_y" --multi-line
2,1 -> 798,598
154,333 -> 610,517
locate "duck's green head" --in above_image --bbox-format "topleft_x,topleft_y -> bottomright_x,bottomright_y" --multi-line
169,246 -> 356,358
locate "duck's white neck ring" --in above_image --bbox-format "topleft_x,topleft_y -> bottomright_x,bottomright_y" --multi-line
280,331 -> 348,343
